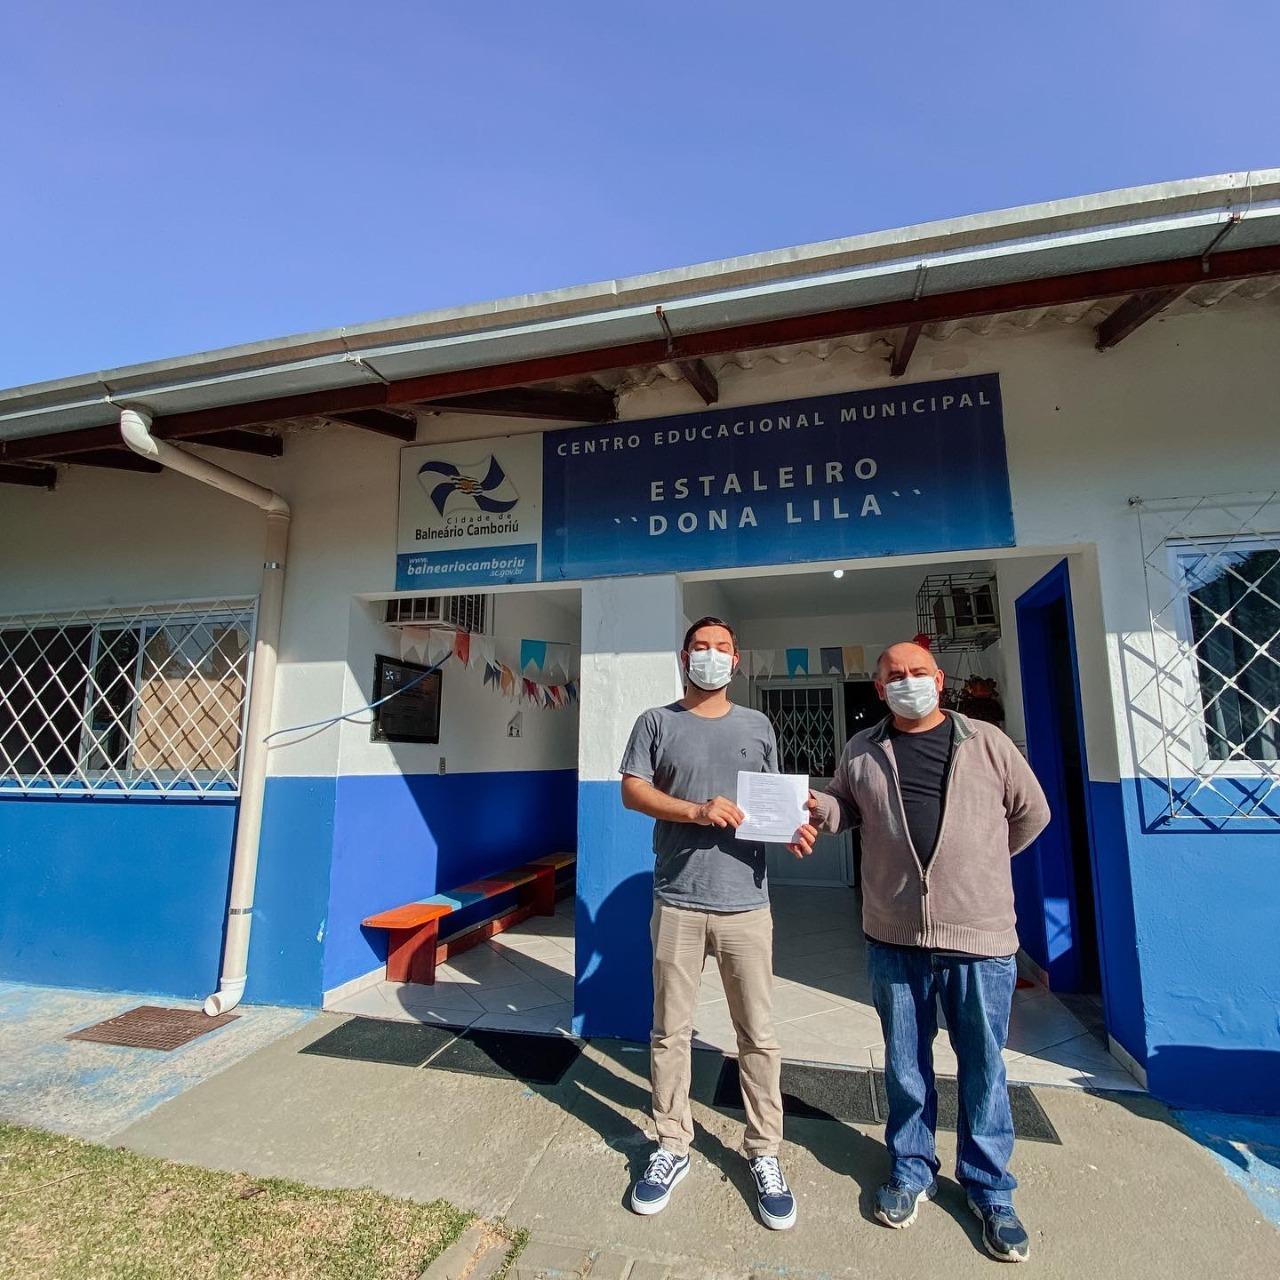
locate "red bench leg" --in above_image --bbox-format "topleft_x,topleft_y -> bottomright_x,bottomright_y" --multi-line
386,919 -> 441,984
531,865 -> 556,916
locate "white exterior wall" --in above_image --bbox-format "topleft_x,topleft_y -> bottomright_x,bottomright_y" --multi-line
4,302 -> 1277,789
1,425 -> 579,783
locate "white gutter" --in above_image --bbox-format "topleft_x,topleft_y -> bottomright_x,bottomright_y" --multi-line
120,406 -> 290,1015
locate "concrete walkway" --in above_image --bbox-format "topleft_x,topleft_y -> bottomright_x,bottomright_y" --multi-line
0,980 -> 312,1142
114,1014 -> 1280,1280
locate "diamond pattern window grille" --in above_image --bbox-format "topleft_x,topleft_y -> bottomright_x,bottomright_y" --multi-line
0,598 -> 257,796
1135,492 -> 1280,822
760,685 -> 840,778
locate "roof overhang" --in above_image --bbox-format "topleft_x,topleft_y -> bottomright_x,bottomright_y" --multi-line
3,170 -> 1280,463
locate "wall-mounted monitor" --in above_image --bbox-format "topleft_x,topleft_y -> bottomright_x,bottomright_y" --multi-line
371,654 -> 442,744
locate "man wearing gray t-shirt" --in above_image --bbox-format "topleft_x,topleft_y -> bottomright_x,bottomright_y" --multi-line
619,616 -> 797,1231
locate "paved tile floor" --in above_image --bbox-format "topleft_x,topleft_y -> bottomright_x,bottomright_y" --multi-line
327,886 -> 1142,1092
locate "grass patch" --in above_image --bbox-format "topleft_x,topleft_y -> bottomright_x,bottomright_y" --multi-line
0,1122 -> 474,1280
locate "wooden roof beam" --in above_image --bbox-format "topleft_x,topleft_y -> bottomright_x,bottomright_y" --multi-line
1095,287 -> 1186,351
0,462 -> 56,489
326,409 -> 417,441
889,323 -> 923,377
418,386 -> 617,422
676,359 -> 718,406
61,449 -> 162,474
186,428 -> 284,456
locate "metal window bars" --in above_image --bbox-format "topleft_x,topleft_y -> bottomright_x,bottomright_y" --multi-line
1134,492 -> 1280,822
0,598 -> 257,796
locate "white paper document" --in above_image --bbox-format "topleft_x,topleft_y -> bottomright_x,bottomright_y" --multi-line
734,771 -> 809,844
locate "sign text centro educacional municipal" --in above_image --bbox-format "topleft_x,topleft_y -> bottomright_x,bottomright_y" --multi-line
395,373 -> 1013,589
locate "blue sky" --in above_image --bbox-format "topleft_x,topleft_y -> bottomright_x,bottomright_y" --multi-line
2,1 -> 1277,387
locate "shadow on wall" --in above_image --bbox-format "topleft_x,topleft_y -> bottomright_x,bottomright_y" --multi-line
323,763 -> 579,993
1148,1045 -> 1280,1117
574,864 -> 655,1043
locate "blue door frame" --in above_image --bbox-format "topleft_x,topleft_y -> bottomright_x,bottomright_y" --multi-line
1014,560 -> 1105,997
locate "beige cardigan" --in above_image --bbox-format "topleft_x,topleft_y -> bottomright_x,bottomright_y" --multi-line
813,711 -> 1050,957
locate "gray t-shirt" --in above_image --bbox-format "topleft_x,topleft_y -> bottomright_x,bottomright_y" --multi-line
620,702 -> 779,912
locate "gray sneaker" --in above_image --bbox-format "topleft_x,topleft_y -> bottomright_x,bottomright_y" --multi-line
968,1200 -> 1031,1263
874,1178 -> 937,1228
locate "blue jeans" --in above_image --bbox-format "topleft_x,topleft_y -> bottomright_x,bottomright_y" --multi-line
866,940 -> 1018,1208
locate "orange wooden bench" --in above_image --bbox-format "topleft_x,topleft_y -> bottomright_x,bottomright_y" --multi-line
362,851 -> 576,986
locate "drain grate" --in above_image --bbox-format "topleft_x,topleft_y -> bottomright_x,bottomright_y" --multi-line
712,1058 -> 1061,1144
67,1005 -> 238,1051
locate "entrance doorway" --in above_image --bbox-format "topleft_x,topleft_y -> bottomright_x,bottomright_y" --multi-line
754,677 -> 882,887
756,679 -> 851,885
1015,560 -> 1102,1006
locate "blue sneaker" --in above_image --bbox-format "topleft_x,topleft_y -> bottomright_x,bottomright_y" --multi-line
968,1200 -> 1031,1263
748,1155 -> 797,1230
874,1178 -> 937,1228
629,1148 -> 690,1215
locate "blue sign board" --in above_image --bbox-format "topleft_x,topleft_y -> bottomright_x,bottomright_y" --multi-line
396,543 -> 539,590
539,373 -> 1012,581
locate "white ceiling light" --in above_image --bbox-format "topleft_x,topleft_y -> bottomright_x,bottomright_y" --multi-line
833,569 -> 845,579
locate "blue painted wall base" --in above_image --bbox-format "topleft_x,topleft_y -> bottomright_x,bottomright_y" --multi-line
324,769 -> 578,992
0,794 -> 237,999
574,781 -> 654,1042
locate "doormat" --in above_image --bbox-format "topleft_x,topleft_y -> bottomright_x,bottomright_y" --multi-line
870,1069 -> 1060,1144
300,1018 -> 462,1067
426,1028 -> 582,1085
712,1059 -> 878,1122
712,1059 -> 1061,1144
67,1005 -> 238,1052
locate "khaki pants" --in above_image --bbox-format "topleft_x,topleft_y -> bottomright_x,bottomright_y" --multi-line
650,900 -> 783,1158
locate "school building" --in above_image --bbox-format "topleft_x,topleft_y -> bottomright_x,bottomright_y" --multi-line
2,172 -> 1277,1115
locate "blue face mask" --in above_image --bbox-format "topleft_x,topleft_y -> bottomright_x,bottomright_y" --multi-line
884,674 -> 940,719
686,648 -> 734,690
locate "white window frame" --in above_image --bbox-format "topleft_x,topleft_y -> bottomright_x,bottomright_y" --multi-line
1166,536 -> 1280,779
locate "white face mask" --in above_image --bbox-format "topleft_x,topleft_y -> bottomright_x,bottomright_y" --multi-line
884,674 -> 940,720
686,648 -> 735,691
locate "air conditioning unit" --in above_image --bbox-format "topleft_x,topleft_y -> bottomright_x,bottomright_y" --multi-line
385,594 -> 491,635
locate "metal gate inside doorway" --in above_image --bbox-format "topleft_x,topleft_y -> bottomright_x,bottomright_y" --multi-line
757,679 -> 854,886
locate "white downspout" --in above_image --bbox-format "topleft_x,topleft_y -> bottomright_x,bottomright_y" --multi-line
120,407 -> 290,1015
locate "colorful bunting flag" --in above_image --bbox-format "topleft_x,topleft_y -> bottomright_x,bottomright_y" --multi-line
785,647 -> 810,677
842,645 -> 866,676
452,630 -> 471,667
520,639 -> 548,676
544,642 -> 571,683
820,646 -> 844,676
427,630 -> 453,666
398,627 -> 429,665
